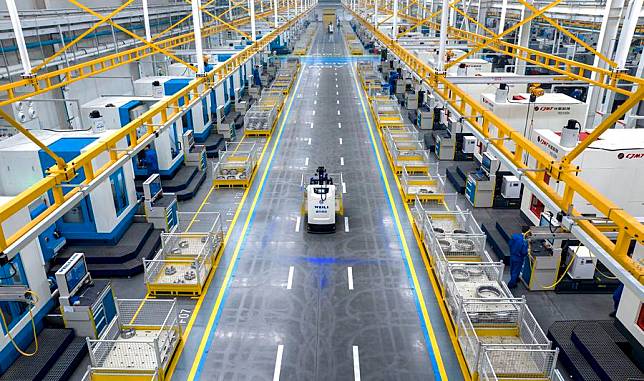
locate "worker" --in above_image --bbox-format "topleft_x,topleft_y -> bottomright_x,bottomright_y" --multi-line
609,283 -> 624,318
252,65 -> 262,87
138,145 -> 159,174
507,226 -> 530,289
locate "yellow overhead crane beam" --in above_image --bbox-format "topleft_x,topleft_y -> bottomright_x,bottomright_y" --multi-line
346,6 -> 644,284
0,4 -> 284,107
371,7 -> 643,96
0,5 -> 311,253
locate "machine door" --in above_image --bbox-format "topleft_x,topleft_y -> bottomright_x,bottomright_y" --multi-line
170,123 -> 181,159
109,168 -> 130,217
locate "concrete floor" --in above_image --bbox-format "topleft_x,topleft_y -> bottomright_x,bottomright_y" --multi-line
168,22 -> 464,381
69,9 -> 614,381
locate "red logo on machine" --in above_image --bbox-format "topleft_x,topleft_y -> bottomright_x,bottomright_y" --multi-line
618,152 -> 644,160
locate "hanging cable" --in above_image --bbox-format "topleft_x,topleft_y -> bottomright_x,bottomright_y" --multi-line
0,290 -> 40,357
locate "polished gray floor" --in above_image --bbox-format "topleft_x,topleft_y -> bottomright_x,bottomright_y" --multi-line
169,22 -> 464,381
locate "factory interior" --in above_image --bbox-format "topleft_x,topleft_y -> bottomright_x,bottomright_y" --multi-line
0,0 -> 642,380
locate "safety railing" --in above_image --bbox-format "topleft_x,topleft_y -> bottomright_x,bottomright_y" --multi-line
87,299 -> 180,377
347,6 -> 644,285
143,212 -> 223,296
0,5 -> 314,256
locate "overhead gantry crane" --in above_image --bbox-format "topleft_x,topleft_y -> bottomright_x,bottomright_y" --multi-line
0,0 -> 314,261
344,0 -> 644,296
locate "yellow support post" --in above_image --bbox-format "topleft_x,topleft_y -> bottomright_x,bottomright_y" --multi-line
67,0 -> 197,72
559,86 -> 644,166
0,109 -> 66,169
445,0 -> 563,69
33,0 -> 135,73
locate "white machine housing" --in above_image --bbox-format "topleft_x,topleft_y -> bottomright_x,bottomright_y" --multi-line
0,196 -> 52,359
0,130 -> 138,235
480,92 -> 587,152
81,96 -> 184,177
134,76 -> 213,141
566,246 -> 597,280
522,128 -> 644,225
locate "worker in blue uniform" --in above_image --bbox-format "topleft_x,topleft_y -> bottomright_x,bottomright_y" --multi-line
138,145 -> 159,174
507,226 -> 531,289
252,65 -> 262,87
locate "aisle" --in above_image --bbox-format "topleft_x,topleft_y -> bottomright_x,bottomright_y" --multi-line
172,19 -> 464,381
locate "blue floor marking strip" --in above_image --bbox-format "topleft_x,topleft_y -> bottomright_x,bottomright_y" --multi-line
191,64 -> 307,381
351,62 -> 444,380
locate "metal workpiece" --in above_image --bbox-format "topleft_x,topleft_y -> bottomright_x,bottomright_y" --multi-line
169,21 -> 464,381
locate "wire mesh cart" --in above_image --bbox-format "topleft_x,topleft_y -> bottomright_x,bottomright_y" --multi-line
143,212 -> 224,296
400,165 -> 447,203
212,141 -> 259,188
85,299 -> 181,381
456,299 -> 559,381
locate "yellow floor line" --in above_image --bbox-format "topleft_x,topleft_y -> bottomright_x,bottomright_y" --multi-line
357,69 -> 472,379
164,84 -> 293,380
351,63 -> 449,380
180,65 -> 305,381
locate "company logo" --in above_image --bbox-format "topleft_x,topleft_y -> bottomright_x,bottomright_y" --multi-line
536,136 -> 559,155
617,152 -> 644,160
533,106 -> 571,112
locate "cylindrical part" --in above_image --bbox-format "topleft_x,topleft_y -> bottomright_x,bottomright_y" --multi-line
392,0 -> 399,39
437,0 -> 449,71
250,0 -> 257,40
560,119 -> 581,148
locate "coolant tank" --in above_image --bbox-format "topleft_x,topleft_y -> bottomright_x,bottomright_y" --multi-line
495,83 -> 509,103
152,80 -> 163,98
89,110 -> 105,133
560,119 -> 580,148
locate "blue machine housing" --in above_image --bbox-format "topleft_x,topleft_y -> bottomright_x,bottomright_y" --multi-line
164,78 -> 215,143
29,203 -> 66,262
38,137 -> 136,245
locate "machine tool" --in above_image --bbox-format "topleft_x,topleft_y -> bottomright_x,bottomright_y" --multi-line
143,174 -> 178,231
182,130 -> 207,172
465,152 -> 498,208
56,253 -> 117,339
305,167 -> 338,233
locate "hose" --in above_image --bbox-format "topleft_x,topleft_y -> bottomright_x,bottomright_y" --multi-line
0,290 -> 40,357
527,242 -> 579,289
